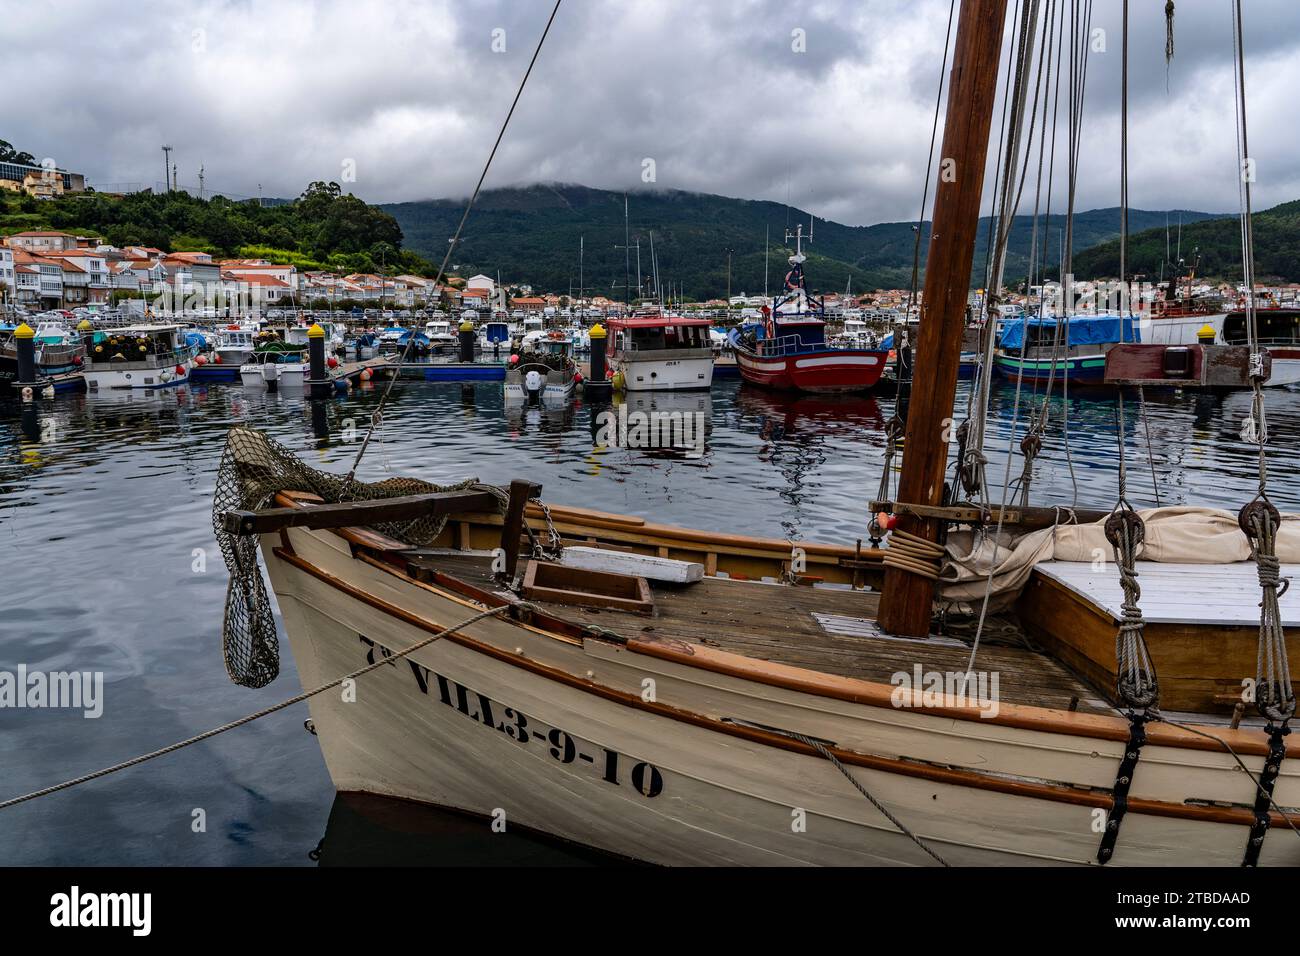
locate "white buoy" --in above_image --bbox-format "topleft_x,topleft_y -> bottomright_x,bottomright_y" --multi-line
20,386 -> 33,402
41,385 -> 55,399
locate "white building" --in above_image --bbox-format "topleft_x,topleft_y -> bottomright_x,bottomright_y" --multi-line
0,247 -> 14,301
465,273 -> 495,297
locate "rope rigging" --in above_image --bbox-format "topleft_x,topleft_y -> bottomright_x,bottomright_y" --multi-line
340,0 -> 564,495
1227,0 -> 1294,867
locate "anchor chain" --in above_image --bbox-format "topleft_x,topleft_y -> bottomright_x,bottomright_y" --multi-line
525,497 -> 565,561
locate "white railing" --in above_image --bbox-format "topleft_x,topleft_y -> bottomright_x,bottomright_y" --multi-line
758,334 -> 812,357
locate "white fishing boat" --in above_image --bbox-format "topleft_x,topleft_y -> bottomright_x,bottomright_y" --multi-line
82,325 -> 195,390
214,324 -> 261,366
425,317 -> 457,352
606,314 -> 715,391
239,344 -> 311,388
503,331 -> 576,401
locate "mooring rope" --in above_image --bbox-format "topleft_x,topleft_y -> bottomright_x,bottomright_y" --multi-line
789,731 -> 950,867
0,604 -> 511,812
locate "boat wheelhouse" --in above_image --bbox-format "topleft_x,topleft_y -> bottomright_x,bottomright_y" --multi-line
425,318 -> 456,352
605,314 -> 715,392
215,325 -> 260,367
1220,306 -> 1300,386
82,325 -> 195,390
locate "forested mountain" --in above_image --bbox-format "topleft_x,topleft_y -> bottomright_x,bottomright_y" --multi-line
385,183 -> 1224,299
1071,200 -> 1300,283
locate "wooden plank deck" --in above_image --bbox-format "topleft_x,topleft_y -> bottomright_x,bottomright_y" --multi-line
1033,560 -> 1300,626
408,551 -> 1114,714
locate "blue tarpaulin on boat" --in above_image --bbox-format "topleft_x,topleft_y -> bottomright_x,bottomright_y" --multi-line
185,331 -> 208,349
998,314 -> 1138,350
880,333 -> 894,350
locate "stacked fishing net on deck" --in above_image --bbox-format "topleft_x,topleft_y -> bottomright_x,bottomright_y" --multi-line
212,426 -> 502,688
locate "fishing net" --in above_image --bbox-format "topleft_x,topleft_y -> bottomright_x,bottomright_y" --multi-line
212,426 -> 504,688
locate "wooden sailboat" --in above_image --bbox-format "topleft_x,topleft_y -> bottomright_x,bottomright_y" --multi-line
214,0 -> 1299,866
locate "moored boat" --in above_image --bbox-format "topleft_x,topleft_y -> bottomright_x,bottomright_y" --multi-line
729,224 -> 888,393
606,313 -> 714,392
993,313 -> 1138,385
82,325 -> 194,390
504,331 -> 577,402
208,0 -> 1300,870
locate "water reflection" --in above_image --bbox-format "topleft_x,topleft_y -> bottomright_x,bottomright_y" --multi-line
3,376 -> 1300,864
314,792 -> 624,867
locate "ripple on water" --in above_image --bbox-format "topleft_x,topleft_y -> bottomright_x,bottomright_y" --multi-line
2,377 -> 1299,863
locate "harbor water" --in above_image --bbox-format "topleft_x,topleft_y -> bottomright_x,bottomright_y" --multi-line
1,377 -> 1296,864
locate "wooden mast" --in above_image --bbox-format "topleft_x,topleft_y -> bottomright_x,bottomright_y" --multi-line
878,0 -> 1011,637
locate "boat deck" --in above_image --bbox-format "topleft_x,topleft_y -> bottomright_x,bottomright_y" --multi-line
1035,560 -> 1300,626
408,551 -> 1116,715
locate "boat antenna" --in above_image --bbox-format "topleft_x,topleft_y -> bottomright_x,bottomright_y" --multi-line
764,224 -> 769,298
341,0 -> 563,489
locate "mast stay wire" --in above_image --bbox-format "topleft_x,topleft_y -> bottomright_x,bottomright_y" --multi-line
956,0 -> 1058,686
341,0 -> 564,492
905,0 -> 959,322
964,0 -> 1052,507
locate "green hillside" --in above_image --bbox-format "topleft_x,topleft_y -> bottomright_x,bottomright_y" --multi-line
0,180 -> 430,276
1071,200 -> 1300,283
384,183 -> 1223,300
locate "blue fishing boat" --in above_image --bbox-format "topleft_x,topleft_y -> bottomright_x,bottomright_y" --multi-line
993,313 -> 1139,385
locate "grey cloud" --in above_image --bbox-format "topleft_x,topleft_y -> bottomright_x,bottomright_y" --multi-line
2,0 -> 1295,224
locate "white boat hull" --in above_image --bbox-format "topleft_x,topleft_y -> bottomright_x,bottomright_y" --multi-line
261,526 -> 1300,867
83,362 -> 191,390
618,355 -> 714,391
240,363 -> 309,388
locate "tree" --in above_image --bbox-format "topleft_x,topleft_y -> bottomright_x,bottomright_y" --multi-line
0,139 -> 36,165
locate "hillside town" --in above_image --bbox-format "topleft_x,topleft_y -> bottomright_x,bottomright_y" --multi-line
0,226 -> 928,319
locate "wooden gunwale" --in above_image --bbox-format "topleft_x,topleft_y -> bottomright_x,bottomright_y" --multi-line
270,544 -> 1291,829
260,491 -> 1297,759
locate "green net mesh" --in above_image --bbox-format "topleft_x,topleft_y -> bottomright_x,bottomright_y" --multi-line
212,426 -> 502,688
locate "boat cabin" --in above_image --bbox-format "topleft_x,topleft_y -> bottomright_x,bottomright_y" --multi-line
606,316 -> 713,357
1222,307 -> 1300,346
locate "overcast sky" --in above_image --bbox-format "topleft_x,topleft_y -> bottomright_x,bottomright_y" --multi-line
6,0 -> 1298,226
